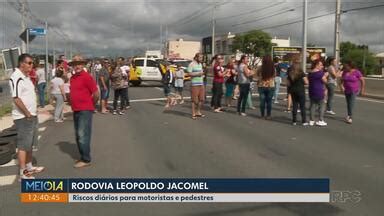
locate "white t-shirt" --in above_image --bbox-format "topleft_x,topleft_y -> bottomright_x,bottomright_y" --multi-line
9,68 -> 37,120
120,65 -> 130,76
50,77 -> 64,95
36,68 -> 46,84
94,64 -> 102,71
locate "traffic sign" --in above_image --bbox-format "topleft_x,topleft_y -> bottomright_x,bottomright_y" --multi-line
29,28 -> 46,36
19,29 -> 36,43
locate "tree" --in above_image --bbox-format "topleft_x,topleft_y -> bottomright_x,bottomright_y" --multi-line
232,30 -> 272,66
340,41 -> 378,75
343,49 -> 377,75
340,41 -> 357,59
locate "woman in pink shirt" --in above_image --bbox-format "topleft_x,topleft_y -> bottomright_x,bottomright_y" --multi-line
340,61 -> 366,124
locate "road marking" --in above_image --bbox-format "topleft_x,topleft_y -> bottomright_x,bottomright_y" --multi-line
365,77 -> 383,80
279,86 -> 384,104
38,127 -> 46,132
107,93 -> 287,103
334,94 -> 384,104
0,159 -> 17,168
0,175 -> 17,186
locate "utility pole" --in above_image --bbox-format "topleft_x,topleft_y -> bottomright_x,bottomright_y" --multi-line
165,25 -> 168,58
69,39 -> 73,59
160,24 -> 162,52
64,40 -> 67,59
334,0 -> 341,67
26,28 -> 29,53
362,45 -> 367,71
211,4 -> 216,58
302,0 -> 308,73
52,35 -> 56,76
45,21 -> 48,83
21,1 -> 27,53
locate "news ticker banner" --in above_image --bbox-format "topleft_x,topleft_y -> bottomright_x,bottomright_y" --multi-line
21,178 -> 330,203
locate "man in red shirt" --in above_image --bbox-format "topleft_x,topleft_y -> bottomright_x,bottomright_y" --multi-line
69,55 -> 99,168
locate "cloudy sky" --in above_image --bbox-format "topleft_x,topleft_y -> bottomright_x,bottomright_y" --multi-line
1,0 -> 383,57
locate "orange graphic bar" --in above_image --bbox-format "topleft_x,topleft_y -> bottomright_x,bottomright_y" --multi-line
21,193 -> 68,203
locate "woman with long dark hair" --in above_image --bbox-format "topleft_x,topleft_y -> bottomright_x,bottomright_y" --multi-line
256,55 -> 276,119
287,62 -> 308,125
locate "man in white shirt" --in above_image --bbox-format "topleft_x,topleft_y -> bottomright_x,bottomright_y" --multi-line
36,63 -> 46,108
9,53 -> 44,180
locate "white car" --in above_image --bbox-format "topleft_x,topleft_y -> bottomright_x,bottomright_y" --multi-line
133,57 -> 162,86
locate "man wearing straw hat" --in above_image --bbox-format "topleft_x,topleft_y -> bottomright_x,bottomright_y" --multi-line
69,55 -> 99,168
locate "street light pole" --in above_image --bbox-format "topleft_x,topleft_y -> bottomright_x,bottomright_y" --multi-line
26,28 -> 29,53
302,0 -> 308,73
211,4 -> 216,58
45,21 -> 49,82
334,0 -> 342,67
21,1 -> 27,53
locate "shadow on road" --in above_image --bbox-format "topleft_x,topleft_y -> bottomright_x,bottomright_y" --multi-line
163,110 -> 192,119
55,141 -> 79,160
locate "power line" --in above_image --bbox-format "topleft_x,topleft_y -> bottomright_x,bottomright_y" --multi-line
226,3 -> 384,36
232,8 -> 296,27
341,3 -> 384,13
216,1 -> 284,21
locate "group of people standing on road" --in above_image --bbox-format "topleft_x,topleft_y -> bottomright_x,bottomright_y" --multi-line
169,52 -> 366,127
8,50 -> 366,180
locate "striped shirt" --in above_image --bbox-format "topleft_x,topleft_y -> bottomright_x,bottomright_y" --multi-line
187,61 -> 204,86
9,68 -> 37,120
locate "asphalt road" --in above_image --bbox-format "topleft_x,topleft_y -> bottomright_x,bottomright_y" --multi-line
1,80 -> 383,216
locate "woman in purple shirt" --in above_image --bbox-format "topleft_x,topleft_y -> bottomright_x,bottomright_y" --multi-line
308,59 -> 328,127
340,61 -> 366,124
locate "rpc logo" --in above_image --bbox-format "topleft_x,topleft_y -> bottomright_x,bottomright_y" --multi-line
331,191 -> 362,203
23,180 -> 65,192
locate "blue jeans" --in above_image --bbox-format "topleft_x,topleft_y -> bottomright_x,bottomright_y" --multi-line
37,82 -> 46,107
326,83 -> 336,111
237,83 -> 250,113
258,87 -> 275,117
273,77 -> 282,102
73,111 -> 93,163
345,93 -> 357,117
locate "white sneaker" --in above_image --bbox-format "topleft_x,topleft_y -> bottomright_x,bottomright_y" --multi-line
28,166 -> 45,174
326,110 -> 336,115
32,146 -> 38,152
18,170 -> 35,182
345,116 -> 353,124
240,113 -> 247,116
292,122 -> 297,126
316,121 -> 328,127
302,122 -> 309,126
297,109 -> 301,113
274,101 -> 279,104
309,121 -> 315,126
